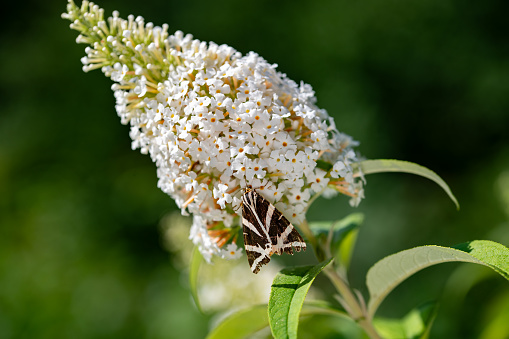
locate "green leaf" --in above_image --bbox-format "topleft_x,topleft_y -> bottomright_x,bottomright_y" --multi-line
354,159 -> 459,209
189,246 -> 203,312
366,240 -> 509,316
335,214 -> 363,269
374,302 -> 438,339
206,304 -> 268,339
269,259 -> 333,339
300,300 -> 350,319
453,240 -> 509,279
206,301 -> 348,339
309,213 -> 363,269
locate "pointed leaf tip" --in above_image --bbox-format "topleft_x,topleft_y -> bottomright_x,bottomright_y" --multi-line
367,241 -> 509,316
355,159 -> 459,210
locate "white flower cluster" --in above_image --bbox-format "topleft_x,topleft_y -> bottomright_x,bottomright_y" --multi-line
64,0 -> 365,262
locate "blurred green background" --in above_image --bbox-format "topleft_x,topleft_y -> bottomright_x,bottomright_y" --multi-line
1,0 -> 509,338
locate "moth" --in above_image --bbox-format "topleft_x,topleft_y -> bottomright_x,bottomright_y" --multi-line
241,187 -> 306,274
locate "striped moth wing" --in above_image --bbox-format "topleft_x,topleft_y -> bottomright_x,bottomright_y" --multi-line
241,188 -> 306,274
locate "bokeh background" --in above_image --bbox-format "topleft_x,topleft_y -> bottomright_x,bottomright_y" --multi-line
1,0 -> 509,338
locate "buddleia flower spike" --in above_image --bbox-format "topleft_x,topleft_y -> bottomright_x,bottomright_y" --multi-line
63,0 -> 365,270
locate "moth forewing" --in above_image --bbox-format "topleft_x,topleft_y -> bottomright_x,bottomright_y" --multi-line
241,188 -> 306,273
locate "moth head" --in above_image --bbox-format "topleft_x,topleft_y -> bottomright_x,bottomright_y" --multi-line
244,184 -> 267,193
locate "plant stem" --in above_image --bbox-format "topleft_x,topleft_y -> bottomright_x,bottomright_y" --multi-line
301,219 -> 381,338
298,220 -> 318,251
324,267 -> 382,339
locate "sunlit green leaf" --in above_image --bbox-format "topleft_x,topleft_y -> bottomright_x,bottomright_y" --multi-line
374,302 -> 437,339
367,240 -> 509,316
453,241 -> 509,279
189,246 -> 203,312
354,159 -> 459,209
269,259 -> 333,339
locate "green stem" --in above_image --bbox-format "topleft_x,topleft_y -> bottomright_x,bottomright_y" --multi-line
298,220 -> 318,252
324,268 -> 381,339
300,219 -> 381,338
